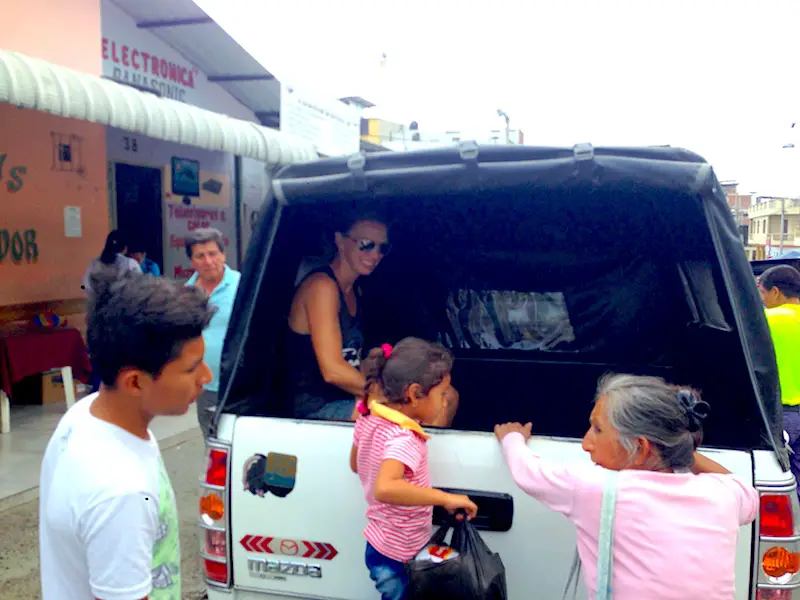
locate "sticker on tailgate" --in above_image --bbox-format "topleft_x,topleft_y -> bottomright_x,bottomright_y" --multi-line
240,535 -> 339,560
243,452 -> 297,497
248,557 -> 322,580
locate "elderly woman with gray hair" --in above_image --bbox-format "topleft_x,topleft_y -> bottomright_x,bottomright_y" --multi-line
495,374 -> 758,600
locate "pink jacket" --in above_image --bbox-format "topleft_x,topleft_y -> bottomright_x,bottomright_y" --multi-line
502,433 -> 758,600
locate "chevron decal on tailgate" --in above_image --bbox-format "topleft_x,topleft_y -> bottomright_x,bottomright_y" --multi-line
240,535 -> 339,560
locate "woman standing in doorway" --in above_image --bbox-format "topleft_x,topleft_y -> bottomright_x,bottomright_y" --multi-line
287,214 -> 390,421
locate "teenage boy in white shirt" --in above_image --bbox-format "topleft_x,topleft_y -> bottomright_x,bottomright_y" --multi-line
39,267 -> 215,600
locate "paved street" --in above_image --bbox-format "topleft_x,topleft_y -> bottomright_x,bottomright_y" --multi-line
0,433 -> 208,599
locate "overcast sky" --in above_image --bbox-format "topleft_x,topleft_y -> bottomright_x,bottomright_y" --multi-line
195,0 -> 800,195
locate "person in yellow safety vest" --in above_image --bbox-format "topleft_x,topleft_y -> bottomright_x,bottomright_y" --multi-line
758,265 -> 800,492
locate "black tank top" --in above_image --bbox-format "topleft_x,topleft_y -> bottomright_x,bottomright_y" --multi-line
287,266 -> 364,418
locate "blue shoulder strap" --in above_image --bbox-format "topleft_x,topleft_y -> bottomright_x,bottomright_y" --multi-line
562,470 -> 618,600
596,470 -> 619,600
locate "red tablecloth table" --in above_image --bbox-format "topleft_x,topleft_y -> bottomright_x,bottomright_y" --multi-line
0,327 -> 91,433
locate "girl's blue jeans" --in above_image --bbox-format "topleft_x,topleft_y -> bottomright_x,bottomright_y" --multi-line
365,542 -> 408,600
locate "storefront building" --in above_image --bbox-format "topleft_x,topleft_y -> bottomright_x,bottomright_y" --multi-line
1,0 -> 108,331
0,0 -> 317,435
101,0 -> 274,279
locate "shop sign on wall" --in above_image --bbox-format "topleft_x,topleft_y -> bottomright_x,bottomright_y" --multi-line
162,169 -> 235,281
102,0 -> 261,120
0,153 -> 27,193
102,37 -> 199,103
1,150 -> 37,264
0,229 -> 38,264
166,204 -> 231,280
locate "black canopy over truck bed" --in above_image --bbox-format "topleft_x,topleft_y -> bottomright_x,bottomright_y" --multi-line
218,143 -> 785,467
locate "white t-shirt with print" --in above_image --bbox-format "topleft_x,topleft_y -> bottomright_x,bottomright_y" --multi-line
39,394 -> 181,600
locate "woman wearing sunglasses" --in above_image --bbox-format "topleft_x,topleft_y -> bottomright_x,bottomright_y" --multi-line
287,215 -> 391,421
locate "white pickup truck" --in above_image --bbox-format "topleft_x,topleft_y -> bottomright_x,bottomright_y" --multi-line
197,144 -> 798,599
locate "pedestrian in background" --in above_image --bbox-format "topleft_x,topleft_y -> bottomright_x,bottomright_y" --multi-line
128,240 -> 162,276
39,267 -> 214,600
185,228 -> 241,440
82,230 -> 141,295
83,230 -> 143,393
758,265 -> 800,489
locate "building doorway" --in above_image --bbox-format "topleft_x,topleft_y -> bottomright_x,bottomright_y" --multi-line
114,163 -> 163,273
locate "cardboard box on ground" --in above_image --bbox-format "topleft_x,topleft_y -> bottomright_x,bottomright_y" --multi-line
10,370 -> 79,405
42,370 -> 78,404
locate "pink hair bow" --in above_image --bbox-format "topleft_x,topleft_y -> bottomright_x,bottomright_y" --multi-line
381,343 -> 393,358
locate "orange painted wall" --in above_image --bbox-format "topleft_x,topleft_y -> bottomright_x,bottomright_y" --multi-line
0,105 -> 108,305
1,0 -> 101,75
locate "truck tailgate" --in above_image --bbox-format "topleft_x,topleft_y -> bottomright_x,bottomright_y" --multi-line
226,416 -> 755,599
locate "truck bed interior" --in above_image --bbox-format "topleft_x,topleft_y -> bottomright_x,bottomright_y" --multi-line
223,184 -> 769,450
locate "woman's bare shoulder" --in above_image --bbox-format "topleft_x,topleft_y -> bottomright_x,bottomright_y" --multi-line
293,273 -> 340,311
290,272 -> 339,331
299,271 -> 338,294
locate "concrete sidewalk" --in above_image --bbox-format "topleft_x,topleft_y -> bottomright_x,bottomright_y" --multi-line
0,434 -> 208,599
0,399 -> 201,512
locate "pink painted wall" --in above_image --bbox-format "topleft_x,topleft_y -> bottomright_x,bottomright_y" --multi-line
0,106 -> 108,306
0,0 -> 105,312
1,0 -> 101,75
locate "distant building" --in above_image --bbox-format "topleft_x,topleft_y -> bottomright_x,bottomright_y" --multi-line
720,181 -> 752,228
360,117 -> 405,152
720,181 -> 761,261
749,195 -> 800,259
360,118 -> 524,153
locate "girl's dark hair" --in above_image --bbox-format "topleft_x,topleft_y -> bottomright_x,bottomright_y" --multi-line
100,230 -> 127,265
361,337 -> 453,406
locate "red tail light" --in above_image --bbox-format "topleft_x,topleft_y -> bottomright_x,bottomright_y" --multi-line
757,590 -> 793,599
761,495 -> 795,537
206,449 -> 229,486
204,559 -> 228,583
200,444 -> 231,588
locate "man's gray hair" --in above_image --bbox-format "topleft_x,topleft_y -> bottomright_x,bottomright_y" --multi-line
597,374 -> 702,470
185,228 -> 225,259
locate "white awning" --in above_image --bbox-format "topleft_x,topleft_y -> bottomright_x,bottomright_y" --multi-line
0,50 -> 317,165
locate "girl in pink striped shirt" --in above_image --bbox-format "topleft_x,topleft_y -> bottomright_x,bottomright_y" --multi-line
350,338 -> 478,600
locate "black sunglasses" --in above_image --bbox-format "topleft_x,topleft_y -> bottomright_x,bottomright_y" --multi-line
346,235 -> 391,256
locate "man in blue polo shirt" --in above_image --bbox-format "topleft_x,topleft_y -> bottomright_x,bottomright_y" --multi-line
185,228 -> 241,440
